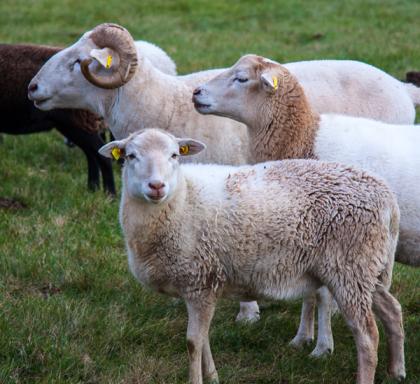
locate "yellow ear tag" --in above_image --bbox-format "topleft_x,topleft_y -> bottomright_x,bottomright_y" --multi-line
105,55 -> 113,69
111,147 -> 121,160
272,76 -> 278,90
179,145 -> 189,155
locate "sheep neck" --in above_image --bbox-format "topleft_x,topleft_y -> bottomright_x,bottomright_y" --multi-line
106,58 -> 178,139
120,172 -> 189,242
249,81 -> 320,163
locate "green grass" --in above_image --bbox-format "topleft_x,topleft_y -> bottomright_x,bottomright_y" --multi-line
0,1 -> 419,383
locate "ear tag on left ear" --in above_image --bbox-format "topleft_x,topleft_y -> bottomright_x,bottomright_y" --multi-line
111,147 -> 121,160
272,76 -> 278,90
180,145 -> 190,155
106,55 -> 113,69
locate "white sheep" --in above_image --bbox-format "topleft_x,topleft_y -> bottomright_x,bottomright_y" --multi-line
193,53 -> 420,357
99,128 -> 404,384
27,23 -> 419,326
134,40 -> 177,76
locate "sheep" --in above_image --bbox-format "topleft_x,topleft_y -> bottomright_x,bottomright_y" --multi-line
0,43 -> 116,194
98,128 -> 404,384
193,53 -> 420,356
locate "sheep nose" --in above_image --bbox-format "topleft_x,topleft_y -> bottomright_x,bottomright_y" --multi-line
148,181 -> 165,191
28,83 -> 38,93
193,87 -> 202,96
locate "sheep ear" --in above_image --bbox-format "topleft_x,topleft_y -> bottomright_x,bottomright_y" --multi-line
99,140 -> 126,160
90,47 -> 117,69
261,72 -> 279,92
177,138 -> 206,156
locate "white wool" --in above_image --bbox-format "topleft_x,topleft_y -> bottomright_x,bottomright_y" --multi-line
315,114 -> 420,232
285,60 -> 419,124
134,40 -> 177,75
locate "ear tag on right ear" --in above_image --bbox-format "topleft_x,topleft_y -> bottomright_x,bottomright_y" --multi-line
272,76 -> 278,90
180,145 -> 190,155
111,147 -> 121,160
105,55 -> 113,69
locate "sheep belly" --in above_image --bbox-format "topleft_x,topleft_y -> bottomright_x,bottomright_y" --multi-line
223,272 -> 320,302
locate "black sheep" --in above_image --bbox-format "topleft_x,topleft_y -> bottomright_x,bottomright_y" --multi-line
0,44 -> 115,195
406,71 -> 420,87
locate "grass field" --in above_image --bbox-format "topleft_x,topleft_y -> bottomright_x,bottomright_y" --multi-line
0,1 -> 419,383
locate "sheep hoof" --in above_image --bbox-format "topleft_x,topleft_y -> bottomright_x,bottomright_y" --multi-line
289,335 -> 313,348
235,311 -> 260,323
205,371 -> 219,384
309,344 -> 333,358
388,366 -> 406,381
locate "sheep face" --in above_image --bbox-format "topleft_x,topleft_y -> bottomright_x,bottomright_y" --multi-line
193,54 -> 290,127
99,129 -> 205,204
28,35 -> 99,111
28,23 -> 138,112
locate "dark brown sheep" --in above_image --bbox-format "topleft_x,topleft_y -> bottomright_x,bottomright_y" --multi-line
406,71 -> 420,87
0,44 -> 115,195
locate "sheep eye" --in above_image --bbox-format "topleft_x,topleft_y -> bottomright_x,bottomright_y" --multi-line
234,77 -> 248,83
127,153 -> 136,160
171,153 -> 179,159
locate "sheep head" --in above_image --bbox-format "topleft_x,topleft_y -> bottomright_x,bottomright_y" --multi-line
99,129 -> 205,204
192,54 -> 299,127
28,23 -> 138,112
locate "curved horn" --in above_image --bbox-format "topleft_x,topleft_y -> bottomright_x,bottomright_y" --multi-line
81,23 -> 138,89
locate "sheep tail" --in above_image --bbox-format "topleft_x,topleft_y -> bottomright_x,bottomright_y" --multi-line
405,83 -> 420,106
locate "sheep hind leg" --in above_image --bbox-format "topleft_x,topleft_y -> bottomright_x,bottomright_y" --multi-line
310,286 -> 334,357
186,299 -> 217,384
338,303 -> 379,384
372,287 -> 405,381
289,294 -> 315,348
236,301 -> 260,323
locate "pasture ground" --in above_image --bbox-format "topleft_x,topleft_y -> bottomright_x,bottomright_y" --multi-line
0,1 -> 419,383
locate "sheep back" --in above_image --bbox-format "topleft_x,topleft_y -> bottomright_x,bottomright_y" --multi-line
123,159 -> 399,306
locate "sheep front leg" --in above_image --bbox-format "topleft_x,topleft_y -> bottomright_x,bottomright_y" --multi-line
186,299 -> 218,384
202,334 -> 219,383
289,294 -> 315,347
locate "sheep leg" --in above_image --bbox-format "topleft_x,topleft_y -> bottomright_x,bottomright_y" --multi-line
340,307 -> 379,384
83,132 -> 116,195
56,125 -> 101,191
87,131 -> 116,195
96,150 -> 116,196
289,294 -> 315,347
186,299 -> 217,384
236,301 -> 260,323
310,286 -> 334,357
372,287 -> 405,380
86,154 -> 101,191
202,336 -> 219,383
